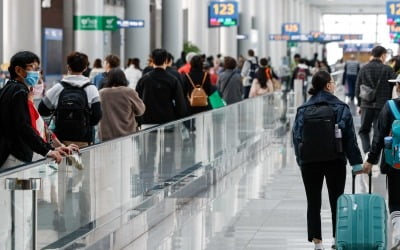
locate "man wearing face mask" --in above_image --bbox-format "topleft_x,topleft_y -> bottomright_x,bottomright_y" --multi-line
0,51 -> 68,169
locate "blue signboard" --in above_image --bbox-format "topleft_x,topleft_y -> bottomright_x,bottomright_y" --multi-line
269,33 -> 363,43
387,1 -> 400,20
282,23 -> 300,35
209,1 -> 239,27
117,19 -> 145,28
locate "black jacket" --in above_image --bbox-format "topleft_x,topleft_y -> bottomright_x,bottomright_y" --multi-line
136,68 -> 187,124
355,59 -> 396,109
292,91 -> 363,167
368,99 -> 400,173
0,80 -> 53,166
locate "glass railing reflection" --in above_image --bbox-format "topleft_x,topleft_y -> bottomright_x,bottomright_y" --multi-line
0,92 -> 288,250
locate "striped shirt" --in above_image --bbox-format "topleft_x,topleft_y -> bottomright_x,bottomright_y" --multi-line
345,60 -> 360,76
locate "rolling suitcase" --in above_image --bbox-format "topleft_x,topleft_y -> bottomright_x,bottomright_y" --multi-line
336,174 -> 387,250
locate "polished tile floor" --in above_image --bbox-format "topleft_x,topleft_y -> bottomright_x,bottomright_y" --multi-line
125,105 -> 389,250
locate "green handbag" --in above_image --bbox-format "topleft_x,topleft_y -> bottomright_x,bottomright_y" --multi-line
208,91 -> 226,109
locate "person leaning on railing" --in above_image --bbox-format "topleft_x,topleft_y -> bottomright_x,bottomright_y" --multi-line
0,51 -> 73,169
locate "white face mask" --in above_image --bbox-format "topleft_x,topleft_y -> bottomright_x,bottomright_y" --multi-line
32,83 -> 44,99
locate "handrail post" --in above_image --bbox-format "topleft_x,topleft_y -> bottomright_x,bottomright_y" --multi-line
5,178 -> 42,250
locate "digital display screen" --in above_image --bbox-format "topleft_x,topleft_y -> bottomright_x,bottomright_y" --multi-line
209,1 -> 239,27
282,23 -> 300,35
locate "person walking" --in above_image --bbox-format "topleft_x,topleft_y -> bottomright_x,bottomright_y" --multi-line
293,70 -> 363,250
342,54 -> 360,102
355,45 -> 396,155
99,68 -> 145,141
362,88 -> 400,248
124,58 -> 142,89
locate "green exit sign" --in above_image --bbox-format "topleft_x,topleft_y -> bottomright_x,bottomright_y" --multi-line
74,16 -> 118,31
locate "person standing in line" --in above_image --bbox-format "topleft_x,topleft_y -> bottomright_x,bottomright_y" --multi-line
135,49 -> 187,128
38,51 -> 102,148
240,49 -> 259,99
342,54 -> 360,103
89,58 -> 104,82
181,55 -> 214,115
99,68 -> 145,141
217,56 -> 242,104
293,71 -> 363,250
93,54 -> 120,90
0,51 -> 70,168
124,58 -> 142,89
355,45 -> 396,155
249,58 -> 278,97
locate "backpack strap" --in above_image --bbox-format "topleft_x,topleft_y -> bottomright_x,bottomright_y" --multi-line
185,73 -> 196,88
185,73 -> 208,88
60,81 -> 92,89
389,100 -> 400,120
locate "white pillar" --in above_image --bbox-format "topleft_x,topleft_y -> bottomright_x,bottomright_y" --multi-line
3,0 -> 41,62
256,0 -> 268,59
208,28 -> 220,57
187,0 -> 208,53
125,0 -> 151,66
238,0 -> 254,56
162,0 -> 183,59
0,0 -> 3,63
74,0 -> 104,63
220,26 -> 238,58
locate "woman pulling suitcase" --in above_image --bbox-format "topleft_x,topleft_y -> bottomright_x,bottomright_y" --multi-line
292,70 -> 365,250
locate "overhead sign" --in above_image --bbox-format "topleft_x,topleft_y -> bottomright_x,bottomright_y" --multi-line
387,1 -> 400,20
341,43 -> 374,52
269,33 -> 363,43
117,19 -> 145,28
282,23 -> 300,35
209,1 -> 239,27
73,16 -> 118,31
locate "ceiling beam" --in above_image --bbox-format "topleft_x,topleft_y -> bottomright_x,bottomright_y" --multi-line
311,4 -> 385,14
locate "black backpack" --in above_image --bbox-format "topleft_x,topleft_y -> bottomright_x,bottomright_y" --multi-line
248,59 -> 259,81
300,103 -> 340,164
55,81 -> 92,142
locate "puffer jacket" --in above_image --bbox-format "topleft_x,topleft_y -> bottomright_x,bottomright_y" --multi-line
292,90 -> 362,167
355,59 -> 396,109
368,99 -> 400,173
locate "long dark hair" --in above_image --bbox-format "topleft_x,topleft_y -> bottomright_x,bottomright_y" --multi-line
308,70 -> 331,95
256,58 -> 269,88
103,68 -> 129,88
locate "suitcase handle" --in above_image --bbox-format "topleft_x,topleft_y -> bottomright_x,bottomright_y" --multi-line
352,173 -> 372,194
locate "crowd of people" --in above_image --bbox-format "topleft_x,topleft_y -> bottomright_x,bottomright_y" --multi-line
0,46 -> 357,171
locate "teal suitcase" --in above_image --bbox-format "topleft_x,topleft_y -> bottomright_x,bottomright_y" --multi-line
336,174 -> 387,250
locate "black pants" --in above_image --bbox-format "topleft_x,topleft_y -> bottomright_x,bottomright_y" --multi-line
243,86 -> 251,99
359,108 -> 380,153
387,168 -> 400,213
301,160 -> 346,242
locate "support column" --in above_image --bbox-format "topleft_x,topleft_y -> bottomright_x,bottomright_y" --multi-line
220,26 -> 238,58
63,0 -> 74,70
125,0 -> 150,66
238,0 -> 254,56
162,0 -> 183,59
187,0 -> 208,53
3,0 -> 41,62
74,0 -> 104,63
256,0 -> 268,59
